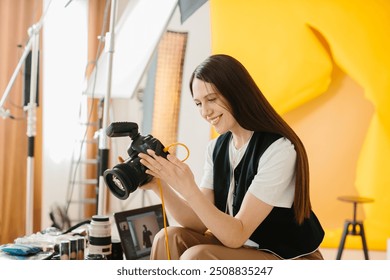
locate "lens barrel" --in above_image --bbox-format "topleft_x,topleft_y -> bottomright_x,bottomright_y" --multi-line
87,215 -> 112,258
103,158 -> 150,200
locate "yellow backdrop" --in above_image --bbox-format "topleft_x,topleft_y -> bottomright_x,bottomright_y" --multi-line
209,0 -> 390,250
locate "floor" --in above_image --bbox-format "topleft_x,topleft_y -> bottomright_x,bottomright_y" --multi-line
320,247 -> 388,260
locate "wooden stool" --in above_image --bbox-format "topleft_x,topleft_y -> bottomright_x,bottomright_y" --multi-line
336,196 -> 374,260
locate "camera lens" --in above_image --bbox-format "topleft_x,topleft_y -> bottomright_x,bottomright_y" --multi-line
111,175 -> 126,192
87,215 -> 111,259
103,158 -> 150,199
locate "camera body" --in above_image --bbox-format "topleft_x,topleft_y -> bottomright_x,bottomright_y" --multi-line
103,122 -> 168,200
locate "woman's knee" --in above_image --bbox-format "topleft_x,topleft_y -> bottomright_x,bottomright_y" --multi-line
180,244 -> 216,260
153,226 -> 187,245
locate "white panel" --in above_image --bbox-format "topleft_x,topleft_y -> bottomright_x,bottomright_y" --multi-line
42,0 -> 88,228
84,0 -> 178,99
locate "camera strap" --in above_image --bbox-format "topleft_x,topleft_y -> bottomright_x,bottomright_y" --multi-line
158,142 -> 190,260
163,142 -> 190,162
157,178 -> 171,260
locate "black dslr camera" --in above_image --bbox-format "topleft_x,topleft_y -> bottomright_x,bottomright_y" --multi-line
103,122 -> 168,200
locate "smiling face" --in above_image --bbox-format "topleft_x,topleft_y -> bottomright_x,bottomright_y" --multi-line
192,77 -> 240,135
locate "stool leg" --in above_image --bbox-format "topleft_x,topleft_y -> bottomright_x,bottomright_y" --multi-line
336,221 -> 350,260
358,223 -> 370,260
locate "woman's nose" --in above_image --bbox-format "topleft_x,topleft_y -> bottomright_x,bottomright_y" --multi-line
201,104 -> 212,118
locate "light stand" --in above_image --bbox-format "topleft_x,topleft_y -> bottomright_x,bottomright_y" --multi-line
25,23 -> 40,236
0,21 -> 42,235
97,0 -> 117,215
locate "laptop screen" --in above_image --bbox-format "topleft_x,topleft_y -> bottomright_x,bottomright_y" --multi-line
114,204 -> 167,260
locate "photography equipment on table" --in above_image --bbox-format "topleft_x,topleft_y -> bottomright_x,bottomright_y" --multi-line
111,238 -> 123,260
76,236 -> 85,260
68,237 -> 78,260
59,240 -> 70,260
103,122 -> 169,200
114,204 -> 167,260
87,215 -> 112,259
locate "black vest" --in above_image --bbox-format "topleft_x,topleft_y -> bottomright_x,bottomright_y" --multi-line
213,131 -> 324,259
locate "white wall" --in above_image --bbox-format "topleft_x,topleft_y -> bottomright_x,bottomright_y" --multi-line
41,0 -> 211,228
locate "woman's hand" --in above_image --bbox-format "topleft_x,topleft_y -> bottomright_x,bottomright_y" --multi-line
138,149 -> 209,233
138,176 -> 159,192
138,149 -> 197,200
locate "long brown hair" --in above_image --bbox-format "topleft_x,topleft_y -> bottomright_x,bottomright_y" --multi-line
189,54 -> 311,224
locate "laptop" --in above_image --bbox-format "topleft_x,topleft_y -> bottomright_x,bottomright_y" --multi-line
114,204 -> 168,260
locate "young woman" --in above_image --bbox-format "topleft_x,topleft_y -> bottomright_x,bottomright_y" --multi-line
139,54 -> 324,260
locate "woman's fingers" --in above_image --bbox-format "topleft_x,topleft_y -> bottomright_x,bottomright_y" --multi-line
139,149 -> 196,200
167,153 -> 184,167
139,149 -> 188,183
139,154 -> 153,168
139,150 -> 165,176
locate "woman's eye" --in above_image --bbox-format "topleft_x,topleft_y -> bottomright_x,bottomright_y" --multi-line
194,97 -> 216,107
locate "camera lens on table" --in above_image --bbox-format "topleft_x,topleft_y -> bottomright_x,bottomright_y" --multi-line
87,215 -> 112,259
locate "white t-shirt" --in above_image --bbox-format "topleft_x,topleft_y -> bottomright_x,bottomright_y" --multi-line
200,135 -> 296,212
